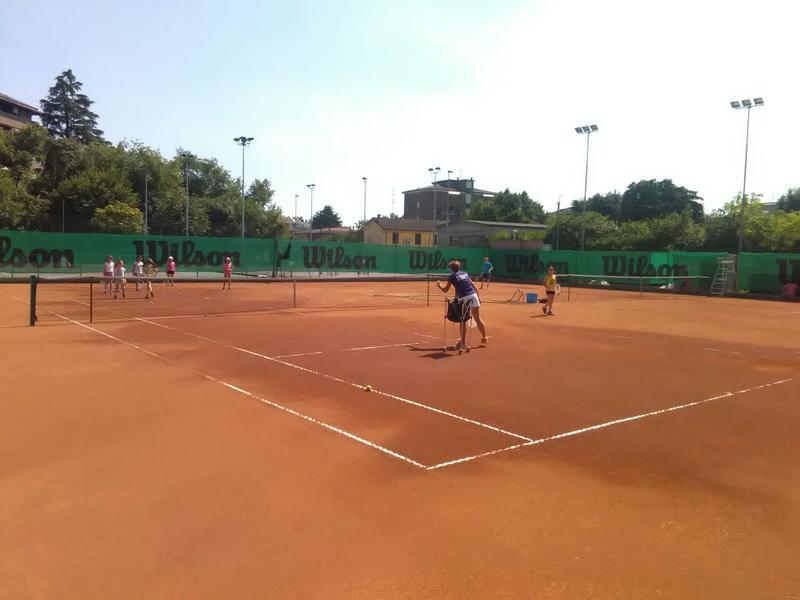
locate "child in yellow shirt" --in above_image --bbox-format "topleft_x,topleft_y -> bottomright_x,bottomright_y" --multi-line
542,265 -> 557,316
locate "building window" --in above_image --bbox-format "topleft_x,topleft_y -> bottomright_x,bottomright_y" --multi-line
391,231 -> 399,244
414,233 -> 421,245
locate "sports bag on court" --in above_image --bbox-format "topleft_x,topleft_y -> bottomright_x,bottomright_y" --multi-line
447,298 -> 472,323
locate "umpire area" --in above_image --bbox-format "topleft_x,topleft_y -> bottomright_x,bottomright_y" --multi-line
1,281 -> 799,599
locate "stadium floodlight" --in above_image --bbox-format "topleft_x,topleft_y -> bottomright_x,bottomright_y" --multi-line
574,124 -> 600,251
427,167 -> 441,246
307,184 -> 315,241
729,97 -> 765,266
233,136 -> 254,239
362,177 -> 367,222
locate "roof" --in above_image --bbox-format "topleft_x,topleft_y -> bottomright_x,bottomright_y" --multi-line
367,217 -> 443,232
402,184 -> 497,196
0,92 -> 40,114
0,114 -> 35,130
451,220 -> 546,229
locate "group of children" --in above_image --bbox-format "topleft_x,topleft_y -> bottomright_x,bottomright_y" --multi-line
101,255 -> 234,299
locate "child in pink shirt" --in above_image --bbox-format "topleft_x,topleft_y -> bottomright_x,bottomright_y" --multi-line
166,256 -> 176,287
222,256 -> 232,290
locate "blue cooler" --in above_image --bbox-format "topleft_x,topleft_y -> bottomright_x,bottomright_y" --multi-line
526,292 -> 538,303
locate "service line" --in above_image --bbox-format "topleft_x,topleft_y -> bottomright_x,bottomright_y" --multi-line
427,377 -> 793,470
134,317 -> 532,442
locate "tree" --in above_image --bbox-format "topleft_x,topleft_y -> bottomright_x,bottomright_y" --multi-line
646,212 -> 706,250
40,69 -> 104,143
0,125 -> 48,186
90,202 -> 144,234
544,211 -> 618,250
776,188 -> 800,212
312,205 -> 342,228
571,192 -> 622,221
468,189 -> 545,223
246,178 -> 274,205
619,179 -> 703,223
0,169 -> 48,229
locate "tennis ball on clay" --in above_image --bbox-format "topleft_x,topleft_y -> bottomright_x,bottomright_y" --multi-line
365,385 -> 373,392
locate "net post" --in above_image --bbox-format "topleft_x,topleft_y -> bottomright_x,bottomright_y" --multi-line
89,280 -> 94,323
427,273 -> 431,307
292,279 -> 297,308
567,276 -> 571,302
29,275 -> 37,326
640,276 -> 644,297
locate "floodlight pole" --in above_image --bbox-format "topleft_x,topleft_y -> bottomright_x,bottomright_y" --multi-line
573,125 -> 598,251
738,106 -> 752,256
555,195 -> 561,250
144,171 -> 149,235
307,184 -> 315,241
730,98 -> 763,269
428,167 -> 440,247
234,136 -> 254,239
581,132 -> 591,251
185,157 -> 190,236
362,177 -> 367,222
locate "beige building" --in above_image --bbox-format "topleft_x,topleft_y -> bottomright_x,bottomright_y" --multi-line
363,217 -> 440,247
0,92 -> 40,131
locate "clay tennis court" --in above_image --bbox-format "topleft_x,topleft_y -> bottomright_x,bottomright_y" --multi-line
2,279 -> 799,599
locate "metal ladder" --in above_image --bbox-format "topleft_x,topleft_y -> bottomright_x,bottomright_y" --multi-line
710,257 -> 736,296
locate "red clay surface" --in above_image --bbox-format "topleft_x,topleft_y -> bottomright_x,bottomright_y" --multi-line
2,280 -> 800,599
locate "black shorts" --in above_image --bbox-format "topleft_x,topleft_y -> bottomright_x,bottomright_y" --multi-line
546,291 -> 556,296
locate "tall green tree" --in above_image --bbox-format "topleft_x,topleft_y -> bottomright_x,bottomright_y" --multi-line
90,202 -> 144,234
571,191 -> 622,221
776,187 -> 800,212
620,179 -> 703,223
468,189 -> 545,223
312,205 -> 342,228
246,178 -> 274,205
40,69 -> 104,143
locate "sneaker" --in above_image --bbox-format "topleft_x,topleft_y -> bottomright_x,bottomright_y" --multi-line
542,306 -> 547,315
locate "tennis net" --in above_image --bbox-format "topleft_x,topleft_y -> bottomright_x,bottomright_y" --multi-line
557,273 -> 711,301
30,274 -> 439,325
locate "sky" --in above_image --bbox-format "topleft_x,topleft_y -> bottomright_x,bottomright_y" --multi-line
2,0 -> 798,226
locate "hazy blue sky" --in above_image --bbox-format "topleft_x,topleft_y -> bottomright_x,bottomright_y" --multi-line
2,0 -> 798,225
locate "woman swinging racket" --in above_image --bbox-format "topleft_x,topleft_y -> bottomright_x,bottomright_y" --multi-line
437,260 -> 488,350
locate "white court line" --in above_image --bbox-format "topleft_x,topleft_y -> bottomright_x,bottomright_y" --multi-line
704,347 -> 774,360
273,351 -> 325,359
273,341 -> 421,359
134,317 -> 532,442
42,307 -> 427,470
427,377 -> 793,470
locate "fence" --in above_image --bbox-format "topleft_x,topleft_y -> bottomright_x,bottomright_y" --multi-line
0,230 -> 796,293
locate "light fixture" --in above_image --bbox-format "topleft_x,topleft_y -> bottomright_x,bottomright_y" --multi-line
730,101 -> 741,108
